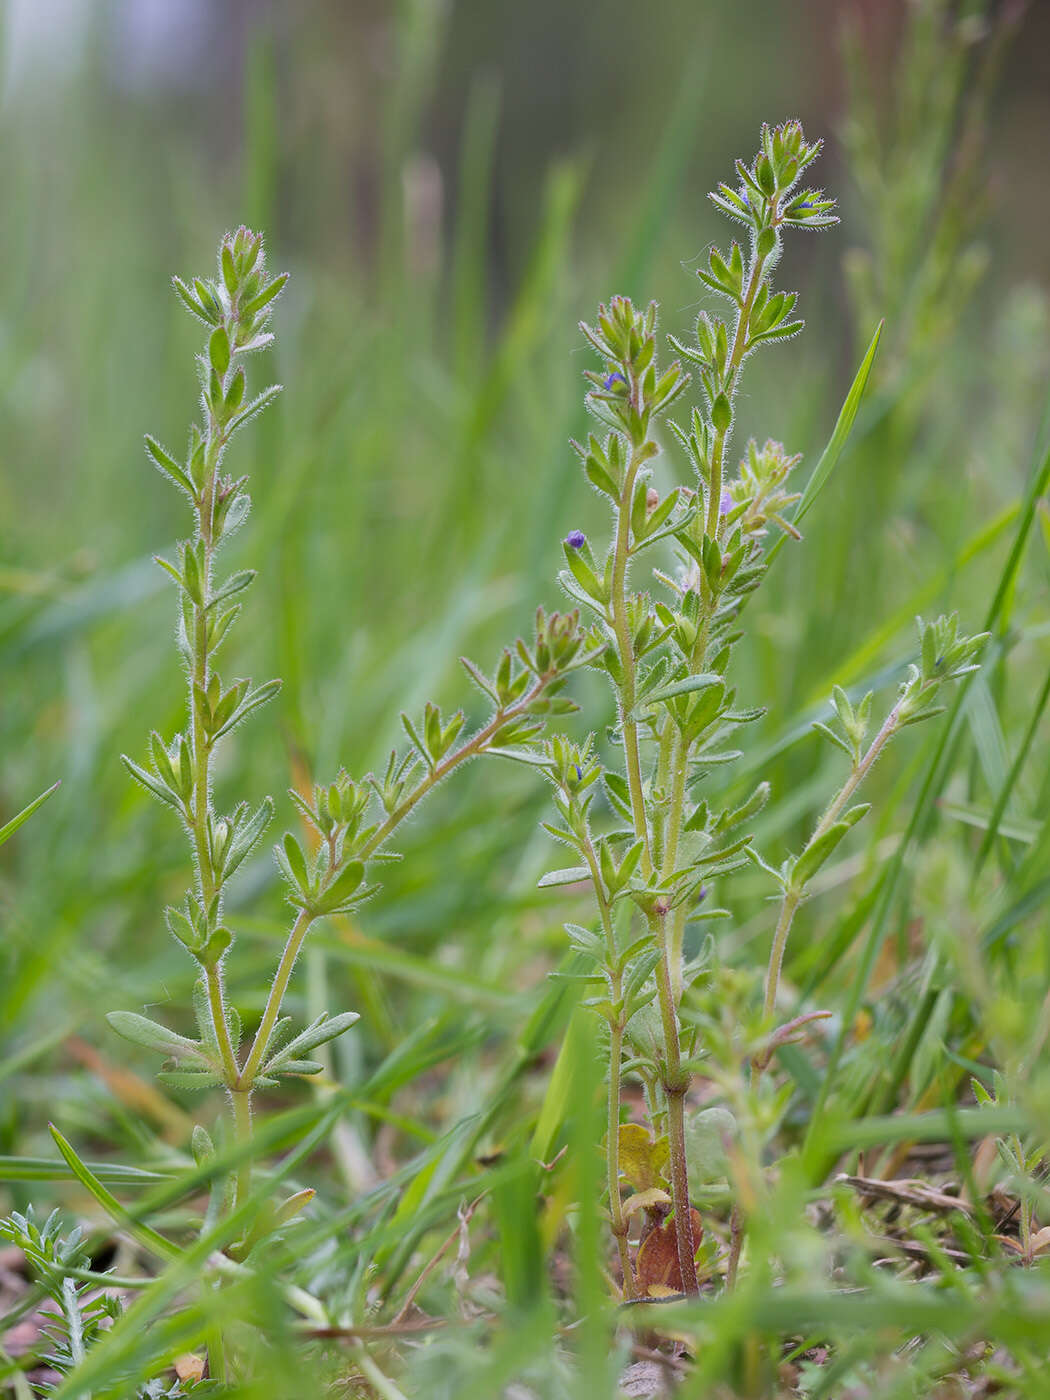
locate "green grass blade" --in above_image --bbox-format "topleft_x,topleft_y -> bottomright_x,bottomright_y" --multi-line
973,659 -> 1050,873
803,408 -> 1050,1172
50,1111 -> 339,1399
0,780 -> 59,848
48,1125 -> 180,1261
768,320 -> 883,565
0,1156 -> 169,1184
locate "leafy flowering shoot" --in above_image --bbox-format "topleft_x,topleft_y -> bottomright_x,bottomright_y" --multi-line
540,122 -> 987,1301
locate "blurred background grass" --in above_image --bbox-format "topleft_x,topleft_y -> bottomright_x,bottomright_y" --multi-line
2,0 -> 1050,1362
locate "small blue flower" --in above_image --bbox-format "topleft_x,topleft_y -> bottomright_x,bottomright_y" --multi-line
796,200 -> 813,212
720,489 -> 733,516
565,529 -> 586,549
603,372 -> 626,391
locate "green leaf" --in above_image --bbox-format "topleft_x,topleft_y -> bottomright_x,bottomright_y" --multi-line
224,796 -> 275,879
537,866 -> 589,888
812,720 -> 852,758
640,672 -> 722,710
485,746 -> 554,769
121,755 -> 180,810
242,272 -> 289,320
460,655 -> 498,702
155,1069 -> 224,1090
281,833 -> 311,893
317,860 -> 365,913
563,542 -> 607,604
209,324 -> 231,376
683,1105 -> 736,1183
172,275 -> 213,324
792,821 -> 851,889
105,1012 -> 208,1062
265,1011 -> 360,1070
227,383 -> 283,435
0,781 -> 60,848
143,435 -> 194,498
221,242 -> 237,295
211,678 -> 282,740
208,568 -> 256,610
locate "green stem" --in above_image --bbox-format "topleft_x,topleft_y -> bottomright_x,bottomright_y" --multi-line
653,918 -> 700,1294
608,439 -> 698,1291
240,909 -> 313,1088
240,674 -> 552,1092
231,1088 -> 253,1209
581,834 -> 636,1300
762,888 -> 801,1024
206,963 -> 239,1086
663,616 -> 710,1002
651,715 -> 676,871
662,731 -> 691,1005
610,448 -> 652,873
606,1020 -> 636,1299
188,435 -> 239,1088
705,215 -> 777,540
360,675 -> 548,862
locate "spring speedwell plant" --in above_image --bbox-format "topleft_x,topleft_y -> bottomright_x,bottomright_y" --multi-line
4,120 -> 996,1392
100,226 -> 598,1319
540,121 -> 987,1299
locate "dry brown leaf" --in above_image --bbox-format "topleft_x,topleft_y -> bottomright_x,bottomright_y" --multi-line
174,1353 -> 206,1381
635,1209 -> 703,1296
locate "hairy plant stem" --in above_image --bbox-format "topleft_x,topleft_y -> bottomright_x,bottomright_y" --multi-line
362,676 -> 548,861
663,731 -> 691,1005
206,964 -> 239,1087
651,718 -> 676,872
606,1018 -> 636,1297
608,451 -> 699,1293
705,213 -> 778,537
652,918 -> 700,1294
610,446 -> 652,871
189,427 -> 241,1106
663,614 -> 710,1003
231,1088 -> 253,1208
581,834 -> 636,1299
239,909 -> 313,1088
238,673 -> 552,1098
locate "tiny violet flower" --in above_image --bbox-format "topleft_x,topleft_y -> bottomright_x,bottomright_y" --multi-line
720,489 -> 733,516
603,372 -> 626,391
565,529 -> 586,549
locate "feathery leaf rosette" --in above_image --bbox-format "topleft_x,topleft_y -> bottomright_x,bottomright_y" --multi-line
0,1206 -> 221,1393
